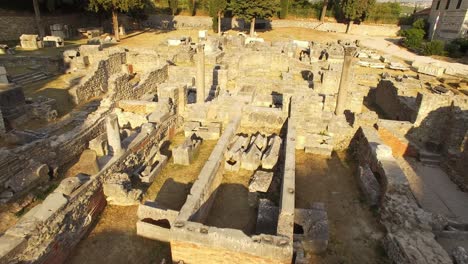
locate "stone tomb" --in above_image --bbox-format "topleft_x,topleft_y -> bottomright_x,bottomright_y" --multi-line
19,34 -> 43,49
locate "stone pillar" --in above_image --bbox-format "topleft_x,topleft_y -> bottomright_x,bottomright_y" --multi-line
196,44 -> 206,103
106,113 -> 122,155
0,110 -> 5,135
335,46 -> 356,115
178,85 -> 187,114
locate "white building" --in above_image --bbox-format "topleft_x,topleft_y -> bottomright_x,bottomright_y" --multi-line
428,0 -> 468,40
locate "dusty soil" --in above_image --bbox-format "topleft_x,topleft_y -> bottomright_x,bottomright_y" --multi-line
295,151 -> 390,264
144,133 -> 218,206
68,205 -> 171,264
204,169 -> 257,235
68,133 -> 217,263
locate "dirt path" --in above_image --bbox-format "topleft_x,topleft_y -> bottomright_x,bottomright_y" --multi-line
295,151 -> 389,264
398,157 -> 468,224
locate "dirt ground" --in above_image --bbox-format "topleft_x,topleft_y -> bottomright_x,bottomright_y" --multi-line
68,205 -> 171,264
204,169 -> 257,235
295,151 -> 390,264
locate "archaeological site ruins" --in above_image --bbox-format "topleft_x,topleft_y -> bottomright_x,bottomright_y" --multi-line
0,14 -> 467,264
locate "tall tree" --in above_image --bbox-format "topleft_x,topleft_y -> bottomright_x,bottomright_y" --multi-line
279,0 -> 288,19
169,0 -> 178,15
209,0 -> 227,36
320,0 -> 328,22
33,0 -> 46,38
339,0 -> 375,33
188,0 -> 196,16
88,0 -> 145,41
229,0 -> 278,37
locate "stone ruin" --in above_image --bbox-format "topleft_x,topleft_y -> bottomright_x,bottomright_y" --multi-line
0,29 -> 466,264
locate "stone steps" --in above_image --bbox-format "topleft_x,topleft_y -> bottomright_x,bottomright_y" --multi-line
10,71 -> 51,85
419,150 -> 441,167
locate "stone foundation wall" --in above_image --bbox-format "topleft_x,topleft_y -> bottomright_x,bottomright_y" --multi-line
0,56 -> 63,73
0,114 -> 181,264
69,52 -> 126,105
374,80 -> 418,122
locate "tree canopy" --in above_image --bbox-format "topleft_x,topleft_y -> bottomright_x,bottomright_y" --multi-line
229,0 -> 278,22
87,0 -> 145,13
338,0 -> 375,22
208,0 -> 227,17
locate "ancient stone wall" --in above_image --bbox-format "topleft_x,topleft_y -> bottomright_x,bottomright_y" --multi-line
177,114 -> 241,221
0,13 -> 100,41
350,126 -> 452,264
69,52 -> 125,105
0,56 -> 62,73
374,80 -> 419,122
0,114 -> 181,264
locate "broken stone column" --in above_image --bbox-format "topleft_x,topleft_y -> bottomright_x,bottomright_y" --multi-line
335,46 -> 356,115
106,113 -> 122,155
196,44 -> 206,104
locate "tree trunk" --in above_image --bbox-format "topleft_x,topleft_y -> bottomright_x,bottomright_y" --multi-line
32,0 -> 45,38
192,0 -> 196,16
320,0 -> 328,22
112,9 -> 120,41
250,17 -> 255,37
345,20 -> 353,34
218,12 -> 222,36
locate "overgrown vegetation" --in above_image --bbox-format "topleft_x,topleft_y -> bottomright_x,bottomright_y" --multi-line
399,18 -> 468,58
229,0 -> 278,36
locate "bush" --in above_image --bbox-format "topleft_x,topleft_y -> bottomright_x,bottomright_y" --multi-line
412,18 -> 426,30
400,27 -> 425,50
422,40 -> 445,56
212,16 -> 218,32
446,38 -> 468,57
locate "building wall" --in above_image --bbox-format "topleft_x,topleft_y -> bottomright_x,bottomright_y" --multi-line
428,0 -> 468,40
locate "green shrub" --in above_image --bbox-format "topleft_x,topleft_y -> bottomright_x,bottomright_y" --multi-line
446,38 -> 468,57
412,18 -> 426,29
423,40 -> 445,56
400,27 -> 425,50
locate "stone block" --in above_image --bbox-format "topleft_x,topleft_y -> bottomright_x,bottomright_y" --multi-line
173,135 -> 202,165
103,173 -> 142,206
89,133 -> 108,156
262,135 -> 282,169
54,174 -> 90,196
0,235 -> 27,262
148,111 -> 170,124
32,192 -> 68,222
19,34 -> 42,49
241,145 -> 262,171
195,123 -> 221,140
118,100 -> 159,114
249,170 -> 274,192
358,165 -> 381,206
415,62 -> 445,77
139,155 -> 168,183
43,36 -> 64,47
7,162 -> 49,193
295,204 -> 329,254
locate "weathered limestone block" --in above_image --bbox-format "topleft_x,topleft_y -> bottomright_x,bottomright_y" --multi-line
173,135 -> 202,165
7,162 -> 49,193
54,174 -> 90,196
241,145 -> 263,171
139,154 -> 168,183
184,121 -> 201,137
295,203 -> 329,254
249,170 -> 274,192
89,133 -> 108,156
253,133 -> 268,150
117,100 -> 159,114
415,62 -> 445,77
384,231 -> 452,264
31,192 -> 68,222
0,66 -> 8,84
195,123 -> 221,140
43,36 -> 64,47
19,34 -> 43,49
147,110 -> 170,124
137,201 -> 179,225
115,108 -> 148,129
226,135 -> 248,160
225,158 -> 241,172
453,246 -> 468,264
358,165 -> 381,206
0,235 -> 27,262
262,135 -> 282,169
103,173 -> 142,206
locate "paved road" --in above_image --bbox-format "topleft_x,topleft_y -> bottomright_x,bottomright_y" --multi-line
398,157 -> 468,224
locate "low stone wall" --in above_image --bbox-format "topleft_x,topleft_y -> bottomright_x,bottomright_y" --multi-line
0,13 -> 100,41
69,52 -> 126,105
350,126 -> 452,264
177,114 -> 241,221
0,114 -> 181,264
0,56 -> 63,73
271,20 -> 401,37
276,118 -> 295,239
